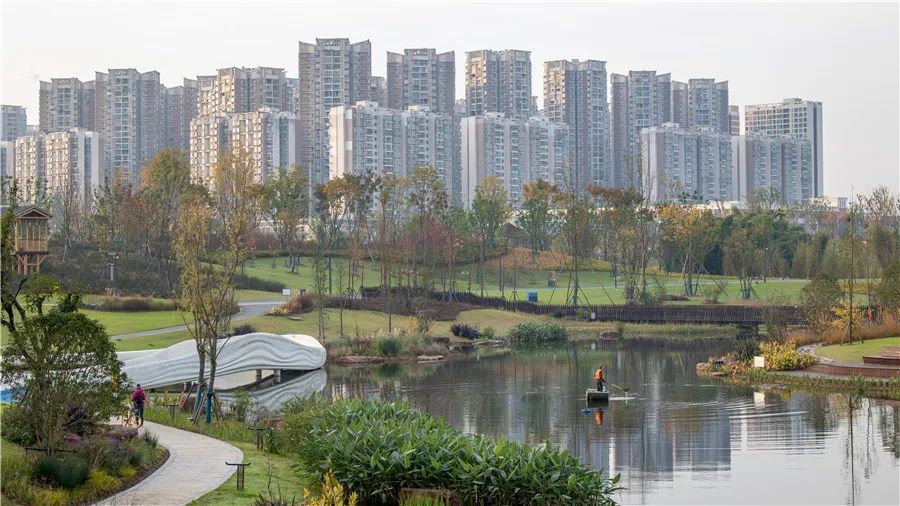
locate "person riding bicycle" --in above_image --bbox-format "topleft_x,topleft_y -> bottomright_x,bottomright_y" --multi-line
131,384 -> 146,427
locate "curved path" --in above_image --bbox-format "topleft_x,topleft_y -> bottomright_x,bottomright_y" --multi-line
96,421 -> 243,506
111,301 -> 281,340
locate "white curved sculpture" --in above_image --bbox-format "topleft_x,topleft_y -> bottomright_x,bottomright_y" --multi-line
218,369 -> 327,412
118,333 -> 326,389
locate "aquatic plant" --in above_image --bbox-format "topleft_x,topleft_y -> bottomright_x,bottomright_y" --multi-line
506,321 -> 568,349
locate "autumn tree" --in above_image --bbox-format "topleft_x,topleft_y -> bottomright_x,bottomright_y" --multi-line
554,191 -> 601,307
658,204 -> 717,295
517,180 -> 557,267
470,177 -> 511,296
175,152 -> 262,423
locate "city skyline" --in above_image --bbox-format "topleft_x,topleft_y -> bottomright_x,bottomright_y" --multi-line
1,1 -> 897,196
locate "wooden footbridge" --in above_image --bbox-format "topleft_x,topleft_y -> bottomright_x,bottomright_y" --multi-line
429,291 -> 802,333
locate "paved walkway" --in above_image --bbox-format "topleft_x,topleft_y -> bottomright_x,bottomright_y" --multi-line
111,301 -> 281,339
96,421 -> 243,506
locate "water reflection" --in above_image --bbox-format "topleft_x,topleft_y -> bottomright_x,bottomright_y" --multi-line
324,344 -> 899,505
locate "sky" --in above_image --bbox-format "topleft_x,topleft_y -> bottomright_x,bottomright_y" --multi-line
1,1 -> 898,197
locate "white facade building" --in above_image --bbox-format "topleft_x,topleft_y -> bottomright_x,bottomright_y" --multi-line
460,113 -> 569,208
732,134 -> 814,204
189,115 -> 229,184
13,134 -> 45,202
465,50 -> 532,119
641,123 -> 733,203
744,98 -> 823,197
43,129 -> 104,201
610,71 -> 672,189
387,49 -> 455,114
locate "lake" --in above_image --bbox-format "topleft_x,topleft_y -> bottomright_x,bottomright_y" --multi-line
319,342 -> 900,505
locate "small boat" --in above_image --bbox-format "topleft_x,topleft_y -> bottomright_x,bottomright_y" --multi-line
586,389 -> 609,402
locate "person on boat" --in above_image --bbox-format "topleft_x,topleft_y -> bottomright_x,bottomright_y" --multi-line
594,366 -> 605,392
131,384 -> 146,427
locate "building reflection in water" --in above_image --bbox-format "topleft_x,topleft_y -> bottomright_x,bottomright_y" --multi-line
324,344 -> 899,504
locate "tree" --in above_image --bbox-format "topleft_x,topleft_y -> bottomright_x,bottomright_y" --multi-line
141,149 -> 195,294
517,180 -> 557,267
875,261 -> 900,320
554,191 -> 601,306
470,178 -> 511,296
265,164 -> 309,259
800,273 -> 843,332
659,205 -> 717,296
723,226 -> 759,299
1,302 -> 125,451
175,152 -> 261,423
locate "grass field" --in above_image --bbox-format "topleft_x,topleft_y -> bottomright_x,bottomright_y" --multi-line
112,308 -> 547,352
191,441 -> 304,505
816,336 -> 900,363
80,308 -> 189,335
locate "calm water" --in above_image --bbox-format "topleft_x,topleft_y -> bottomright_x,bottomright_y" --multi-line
318,342 -> 899,505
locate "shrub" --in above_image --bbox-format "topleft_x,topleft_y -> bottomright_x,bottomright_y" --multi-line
800,273 -> 843,331
126,439 -> 156,468
701,285 -> 721,304
449,323 -> 480,340
284,293 -> 315,314
141,430 -> 159,448
730,339 -> 761,363
255,489 -> 301,506
231,389 -> 253,421
342,334 -> 375,356
98,296 -> 180,312
373,337 -> 403,357
1,446 -> 35,503
231,323 -> 256,337
30,488 -> 70,506
481,326 -> 496,340
303,471 -> 358,506
235,273 -> 287,292
1,403 -> 37,447
760,340 -> 814,371
118,465 -> 137,478
506,321 -> 568,349
33,454 -> 90,489
282,398 -> 620,505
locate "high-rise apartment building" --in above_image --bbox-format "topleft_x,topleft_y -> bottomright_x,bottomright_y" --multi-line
729,105 -> 740,135
165,79 -> 198,152
402,105 -> 461,204
1,105 -> 27,142
686,79 -> 729,133
465,50 -> 532,119
43,129 -> 104,201
744,98 -> 823,196
196,67 -> 290,117
369,76 -> 386,106
228,109 -> 299,183
641,123 -> 733,203
94,69 -> 166,182
328,101 -> 403,180
460,113 -> 569,207
732,134 -> 814,203
298,38 -> 372,184
13,134 -> 45,202
671,81 -> 688,127
610,71 -> 672,188
189,115 -> 229,184
0,141 -> 13,182
543,59 -> 610,189
387,49 -> 455,114
285,78 -> 300,115
39,79 -> 92,133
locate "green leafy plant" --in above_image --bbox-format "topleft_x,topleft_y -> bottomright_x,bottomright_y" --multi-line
481,326 -> 496,340
505,321 -> 568,349
33,454 -> 90,489
374,337 -> 403,357
282,398 -> 620,505
730,339 -> 761,363
449,323 -> 480,340
141,430 -> 159,448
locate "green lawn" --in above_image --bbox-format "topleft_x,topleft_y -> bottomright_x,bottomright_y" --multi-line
81,309 -> 189,335
235,289 -> 283,302
817,336 -> 900,363
190,442 -> 304,505
112,308 -> 548,352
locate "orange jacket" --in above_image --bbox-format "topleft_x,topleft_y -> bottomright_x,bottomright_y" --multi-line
594,368 -> 604,381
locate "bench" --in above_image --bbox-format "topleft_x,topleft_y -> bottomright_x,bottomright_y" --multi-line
862,346 -> 900,366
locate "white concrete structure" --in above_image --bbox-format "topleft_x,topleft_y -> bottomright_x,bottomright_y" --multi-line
732,134 -> 814,203
744,98 -> 823,197
544,59 -> 610,189
461,113 -> 569,207
117,332 -> 326,389
641,123 -> 733,202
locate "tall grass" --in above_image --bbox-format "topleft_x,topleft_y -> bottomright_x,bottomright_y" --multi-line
790,317 -> 900,346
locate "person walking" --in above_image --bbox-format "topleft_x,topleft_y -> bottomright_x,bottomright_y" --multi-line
131,384 -> 146,427
594,366 -> 605,392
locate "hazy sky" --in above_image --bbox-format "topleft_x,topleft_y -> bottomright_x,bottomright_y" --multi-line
2,1 -> 898,197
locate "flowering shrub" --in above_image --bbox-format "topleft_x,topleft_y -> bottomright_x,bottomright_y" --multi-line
760,340 -> 814,371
